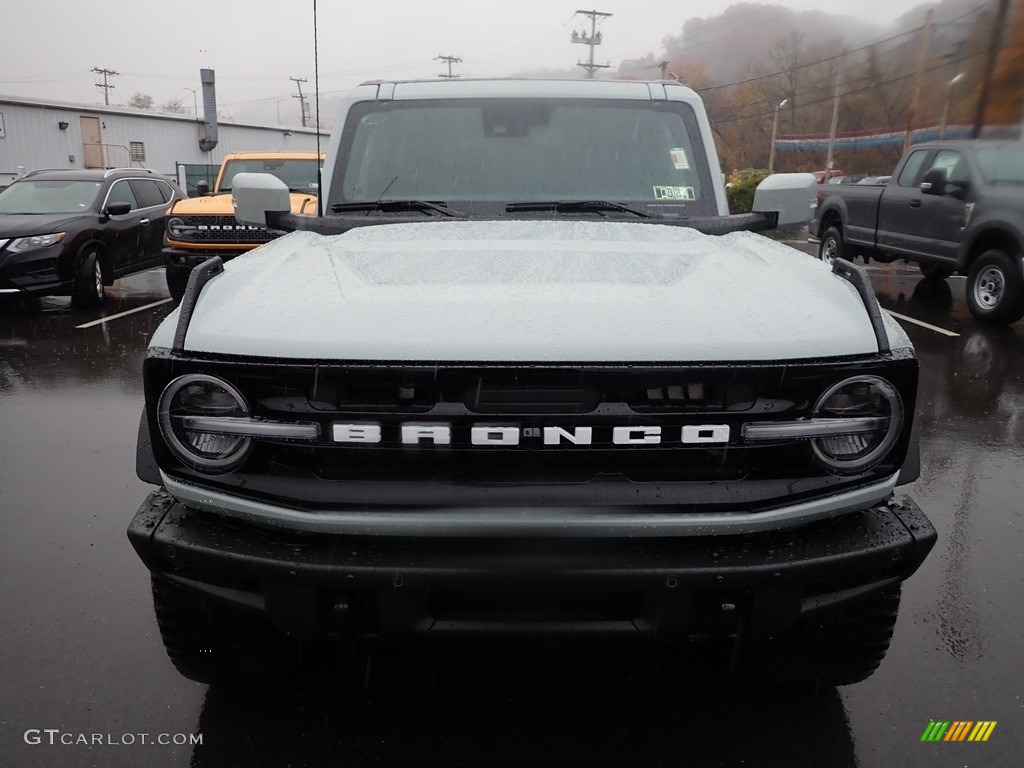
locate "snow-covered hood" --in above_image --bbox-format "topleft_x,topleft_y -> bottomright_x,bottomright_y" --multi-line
151,220 -> 910,362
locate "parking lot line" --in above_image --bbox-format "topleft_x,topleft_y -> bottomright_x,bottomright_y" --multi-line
885,310 -> 960,337
75,299 -> 172,329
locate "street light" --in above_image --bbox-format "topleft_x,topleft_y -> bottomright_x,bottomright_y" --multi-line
182,87 -> 198,117
768,98 -> 789,173
940,73 -> 965,139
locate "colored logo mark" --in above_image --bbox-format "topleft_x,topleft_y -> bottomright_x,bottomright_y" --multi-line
921,720 -> 997,742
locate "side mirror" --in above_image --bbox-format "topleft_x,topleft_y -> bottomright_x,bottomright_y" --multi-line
920,168 -> 946,196
196,179 -> 210,197
104,202 -> 132,217
752,172 -> 817,227
233,172 -> 291,228
946,179 -> 970,200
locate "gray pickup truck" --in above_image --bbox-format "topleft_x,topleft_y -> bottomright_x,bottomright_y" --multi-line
810,140 -> 1024,324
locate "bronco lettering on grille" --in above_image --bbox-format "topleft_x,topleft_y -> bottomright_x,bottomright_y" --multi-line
330,423 -> 730,446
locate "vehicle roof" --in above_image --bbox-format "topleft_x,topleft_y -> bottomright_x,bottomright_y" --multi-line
355,77 -> 702,103
221,152 -> 325,161
16,168 -> 159,181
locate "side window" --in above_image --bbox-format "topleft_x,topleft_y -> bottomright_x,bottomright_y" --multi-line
105,179 -> 139,210
129,179 -> 166,208
928,150 -> 968,183
154,180 -> 175,203
897,150 -> 930,187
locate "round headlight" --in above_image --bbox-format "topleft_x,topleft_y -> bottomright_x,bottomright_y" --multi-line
166,217 -> 187,238
158,374 -> 252,473
811,376 -> 903,475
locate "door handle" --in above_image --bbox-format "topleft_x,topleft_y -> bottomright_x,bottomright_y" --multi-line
909,200 -> 921,208
140,218 -> 150,224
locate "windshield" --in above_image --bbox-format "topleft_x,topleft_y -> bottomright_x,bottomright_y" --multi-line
975,147 -> 1024,186
220,159 -> 321,193
0,180 -> 103,214
334,98 -> 716,216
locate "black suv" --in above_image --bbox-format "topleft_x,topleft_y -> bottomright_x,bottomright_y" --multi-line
0,168 -> 184,307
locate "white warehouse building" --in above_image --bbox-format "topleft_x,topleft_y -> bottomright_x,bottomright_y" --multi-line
0,94 -> 325,188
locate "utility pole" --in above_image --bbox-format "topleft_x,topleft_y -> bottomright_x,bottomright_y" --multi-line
903,9 -> 934,153
657,59 -> 670,79
91,67 -> 119,106
973,0 -> 1013,138
825,65 -> 842,174
769,98 -> 788,173
290,76 -> 309,128
571,9 -> 612,79
435,55 -> 462,79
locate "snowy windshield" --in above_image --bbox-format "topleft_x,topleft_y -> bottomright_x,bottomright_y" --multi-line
335,98 -> 715,215
0,180 -> 103,214
975,147 -> 1024,186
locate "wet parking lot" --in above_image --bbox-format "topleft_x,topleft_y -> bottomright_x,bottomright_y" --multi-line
1,258 -> 1022,767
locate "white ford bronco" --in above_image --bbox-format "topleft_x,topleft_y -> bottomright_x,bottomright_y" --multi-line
129,78 -> 935,686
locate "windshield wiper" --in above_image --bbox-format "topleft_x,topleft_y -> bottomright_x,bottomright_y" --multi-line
330,200 -> 468,217
505,200 -> 657,218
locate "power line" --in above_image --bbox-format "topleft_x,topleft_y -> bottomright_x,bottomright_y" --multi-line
572,9 -> 612,79
91,67 -> 119,106
709,46 -> 994,129
435,55 -> 462,80
290,76 -> 309,127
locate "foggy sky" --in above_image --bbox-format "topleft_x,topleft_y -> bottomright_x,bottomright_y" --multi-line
2,0 -> 931,121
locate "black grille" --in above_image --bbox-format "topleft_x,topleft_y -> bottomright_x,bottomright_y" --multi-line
181,215 -> 278,243
145,352 -> 918,511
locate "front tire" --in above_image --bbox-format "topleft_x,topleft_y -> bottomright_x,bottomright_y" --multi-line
818,226 -> 844,266
71,247 -> 105,308
752,586 -> 902,687
920,262 -> 954,281
965,249 -> 1024,325
151,576 -> 291,685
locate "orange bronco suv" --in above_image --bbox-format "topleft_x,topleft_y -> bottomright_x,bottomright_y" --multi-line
162,152 -> 323,302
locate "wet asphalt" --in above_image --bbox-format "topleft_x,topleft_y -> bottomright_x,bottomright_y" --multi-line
0,256 -> 1021,768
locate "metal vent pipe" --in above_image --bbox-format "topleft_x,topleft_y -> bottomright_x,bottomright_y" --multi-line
198,68 -> 218,152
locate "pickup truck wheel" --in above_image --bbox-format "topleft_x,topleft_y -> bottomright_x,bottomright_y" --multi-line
818,227 -> 844,266
966,249 -> 1024,325
165,264 -> 191,305
752,586 -> 901,687
920,263 -> 954,281
151,575 -> 292,685
71,247 -> 105,308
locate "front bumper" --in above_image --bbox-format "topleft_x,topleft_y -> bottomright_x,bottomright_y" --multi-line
128,489 -> 936,640
163,246 -> 252,270
0,245 -> 67,296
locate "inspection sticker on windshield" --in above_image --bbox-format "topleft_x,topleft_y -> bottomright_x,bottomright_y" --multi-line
653,185 -> 695,201
670,148 -> 690,170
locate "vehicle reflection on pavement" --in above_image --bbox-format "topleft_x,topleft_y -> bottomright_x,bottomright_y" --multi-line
189,643 -> 858,768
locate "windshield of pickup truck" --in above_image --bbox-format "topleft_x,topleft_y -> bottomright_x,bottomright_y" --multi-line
336,98 -> 715,216
220,159 -> 321,193
975,146 -> 1024,186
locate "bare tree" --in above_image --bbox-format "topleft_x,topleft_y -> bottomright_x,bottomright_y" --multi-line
161,98 -> 188,114
769,32 -> 803,127
127,92 -> 154,110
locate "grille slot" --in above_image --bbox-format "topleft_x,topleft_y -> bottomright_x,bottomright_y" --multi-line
183,215 -> 277,243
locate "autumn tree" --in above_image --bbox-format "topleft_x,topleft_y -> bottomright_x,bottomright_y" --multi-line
985,0 -> 1024,125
